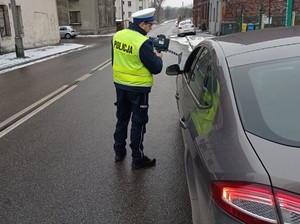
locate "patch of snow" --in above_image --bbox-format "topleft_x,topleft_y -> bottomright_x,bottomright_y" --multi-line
0,43 -> 88,74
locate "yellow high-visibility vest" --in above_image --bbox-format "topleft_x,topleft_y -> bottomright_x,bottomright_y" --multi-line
113,29 -> 153,87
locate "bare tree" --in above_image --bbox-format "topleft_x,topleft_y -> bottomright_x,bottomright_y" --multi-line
149,0 -> 165,23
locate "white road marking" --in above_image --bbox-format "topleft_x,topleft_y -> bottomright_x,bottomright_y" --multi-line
0,85 -> 77,138
91,59 -> 112,72
0,85 -> 69,130
75,74 -> 92,82
0,58 -> 111,138
98,61 -> 111,70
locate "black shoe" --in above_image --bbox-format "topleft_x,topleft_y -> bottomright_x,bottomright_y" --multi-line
115,150 -> 126,162
131,156 -> 156,170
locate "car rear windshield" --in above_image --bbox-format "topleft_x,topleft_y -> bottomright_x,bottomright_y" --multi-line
231,57 -> 300,147
180,21 -> 192,25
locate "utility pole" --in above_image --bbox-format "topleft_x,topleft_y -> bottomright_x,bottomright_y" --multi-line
121,0 -> 124,28
10,0 -> 24,58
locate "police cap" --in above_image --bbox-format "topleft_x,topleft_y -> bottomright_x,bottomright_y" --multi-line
131,8 -> 156,23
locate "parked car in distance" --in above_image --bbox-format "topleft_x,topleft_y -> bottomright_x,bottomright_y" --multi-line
177,19 -> 196,36
59,25 -> 78,39
166,26 -> 300,224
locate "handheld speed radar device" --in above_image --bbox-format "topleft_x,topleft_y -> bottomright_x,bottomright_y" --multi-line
149,34 -> 183,64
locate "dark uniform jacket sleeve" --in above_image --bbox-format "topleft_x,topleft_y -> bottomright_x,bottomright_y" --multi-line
139,39 -> 163,75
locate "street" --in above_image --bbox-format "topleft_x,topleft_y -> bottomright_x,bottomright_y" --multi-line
0,21 -> 194,223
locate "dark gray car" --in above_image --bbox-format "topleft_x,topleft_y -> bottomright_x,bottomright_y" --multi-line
167,26 -> 300,224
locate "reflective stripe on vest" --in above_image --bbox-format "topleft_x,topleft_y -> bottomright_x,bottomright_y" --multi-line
113,29 -> 153,87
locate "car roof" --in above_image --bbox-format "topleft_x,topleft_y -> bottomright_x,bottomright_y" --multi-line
213,26 -> 300,56
207,26 -> 300,66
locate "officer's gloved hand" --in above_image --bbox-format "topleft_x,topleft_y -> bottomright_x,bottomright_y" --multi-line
155,51 -> 163,58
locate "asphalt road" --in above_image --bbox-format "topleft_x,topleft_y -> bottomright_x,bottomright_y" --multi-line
0,21 -> 193,223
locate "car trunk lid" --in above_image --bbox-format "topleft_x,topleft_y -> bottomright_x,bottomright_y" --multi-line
246,132 -> 300,194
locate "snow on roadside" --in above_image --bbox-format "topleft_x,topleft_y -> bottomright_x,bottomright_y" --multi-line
0,43 -> 89,74
171,35 -> 210,51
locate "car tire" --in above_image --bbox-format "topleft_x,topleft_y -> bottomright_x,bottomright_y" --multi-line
65,33 -> 71,39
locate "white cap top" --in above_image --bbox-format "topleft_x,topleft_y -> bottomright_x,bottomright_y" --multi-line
131,8 -> 156,23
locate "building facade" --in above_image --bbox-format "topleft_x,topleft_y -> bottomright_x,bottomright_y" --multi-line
57,0 -> 115,35
193,0 -> 209,30
115,0 -> 149,22
0,0 -> 60,54
193,0 -> 300,35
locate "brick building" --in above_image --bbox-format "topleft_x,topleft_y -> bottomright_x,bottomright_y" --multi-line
193,0 -> 209,30
193,0 -> 300,35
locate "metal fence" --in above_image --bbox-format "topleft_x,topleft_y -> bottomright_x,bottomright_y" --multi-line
232,13 -> 300,33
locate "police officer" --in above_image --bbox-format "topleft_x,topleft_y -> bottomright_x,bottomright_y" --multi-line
112,8 -> 163,169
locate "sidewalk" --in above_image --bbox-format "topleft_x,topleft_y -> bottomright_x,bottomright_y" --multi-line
0,43 -> 88,74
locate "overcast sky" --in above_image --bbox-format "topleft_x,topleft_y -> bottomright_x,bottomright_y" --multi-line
162,0 -> 193,8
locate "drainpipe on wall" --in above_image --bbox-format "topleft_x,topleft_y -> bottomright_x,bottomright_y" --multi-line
286,0 -> 293,27
239,7 -> 243,32
10,0 -> 24,58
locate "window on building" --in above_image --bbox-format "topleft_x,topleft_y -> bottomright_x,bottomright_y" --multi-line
128,1 -> 131,7
69,11 -> 81,24
139,6 -> 143,10
128,11 -> 132,17
0,5 -> 11,37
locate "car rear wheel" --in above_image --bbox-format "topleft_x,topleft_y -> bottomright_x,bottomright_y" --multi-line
65,33 -> 71,39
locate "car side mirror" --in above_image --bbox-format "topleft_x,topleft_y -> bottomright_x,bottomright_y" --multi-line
166,64 -> 182,76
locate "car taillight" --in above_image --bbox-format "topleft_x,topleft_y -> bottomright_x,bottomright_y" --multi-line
275,189 -> 300,223
212,182 -> 278,224
212,182 -> 300,224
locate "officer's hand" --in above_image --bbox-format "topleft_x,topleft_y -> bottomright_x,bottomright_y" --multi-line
155,52 -> 163,58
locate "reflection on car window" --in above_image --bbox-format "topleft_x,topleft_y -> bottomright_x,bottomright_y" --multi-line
188,47 -> 212,106
184,47 -> 201,77
231,57 -> 300,146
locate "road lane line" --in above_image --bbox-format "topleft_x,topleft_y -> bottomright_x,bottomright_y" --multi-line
98,61 -> 112,71
91,59 -> 111,73
0,85 -> 77,138
75,74 -> 92,82
0,85 -> 69,131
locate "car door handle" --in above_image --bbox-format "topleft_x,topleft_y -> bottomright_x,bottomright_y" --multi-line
175,93 -> 179,100
179,117 -> 187,129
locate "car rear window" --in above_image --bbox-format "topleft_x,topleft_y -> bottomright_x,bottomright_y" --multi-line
231,57 -> 300,147
180,21 -> 192,25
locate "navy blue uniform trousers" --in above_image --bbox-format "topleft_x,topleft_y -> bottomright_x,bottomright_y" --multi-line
114,87 -> 149,163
